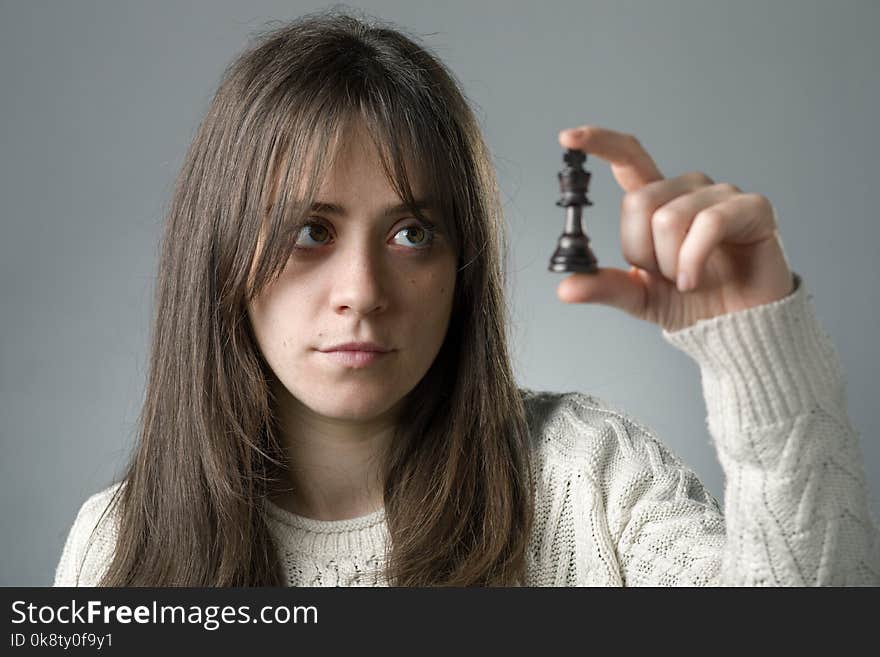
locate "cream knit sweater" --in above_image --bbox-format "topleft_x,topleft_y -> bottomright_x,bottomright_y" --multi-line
53,272 -> 880,586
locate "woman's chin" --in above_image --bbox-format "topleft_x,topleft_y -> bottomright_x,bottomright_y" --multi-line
299,388 -> 405,423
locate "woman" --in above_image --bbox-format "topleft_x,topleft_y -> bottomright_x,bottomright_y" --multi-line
53,9 -> 879,586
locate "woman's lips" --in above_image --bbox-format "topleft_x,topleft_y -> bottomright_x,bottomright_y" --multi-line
320,349 -> 393,368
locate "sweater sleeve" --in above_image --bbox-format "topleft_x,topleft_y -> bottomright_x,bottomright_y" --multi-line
53,483 -> 121,587
611,271 -> 880,585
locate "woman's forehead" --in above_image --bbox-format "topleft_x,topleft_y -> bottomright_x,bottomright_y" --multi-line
268,118 -> 433,212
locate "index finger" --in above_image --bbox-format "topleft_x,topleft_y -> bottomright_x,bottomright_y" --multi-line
558,125 -> 664,192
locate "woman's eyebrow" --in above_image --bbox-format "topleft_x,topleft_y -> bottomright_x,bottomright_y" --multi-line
309,199 -> 434,217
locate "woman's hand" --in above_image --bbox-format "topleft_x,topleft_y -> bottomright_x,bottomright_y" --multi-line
555,125 -> 795,332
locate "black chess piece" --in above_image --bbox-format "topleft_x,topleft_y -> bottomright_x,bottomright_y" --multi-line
549,148 -> 599,274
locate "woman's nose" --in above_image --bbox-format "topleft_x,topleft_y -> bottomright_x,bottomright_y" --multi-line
329,244 -> 389,317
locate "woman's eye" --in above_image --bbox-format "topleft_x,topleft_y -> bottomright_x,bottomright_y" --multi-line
391,224 -> 435,249
293,222 -> 331,248
292,220 -> 436,251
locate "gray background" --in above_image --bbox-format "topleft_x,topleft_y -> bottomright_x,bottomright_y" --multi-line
2,0 -> 877,586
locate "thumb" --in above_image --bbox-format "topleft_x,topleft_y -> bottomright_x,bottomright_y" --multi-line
556,266 -> 648,319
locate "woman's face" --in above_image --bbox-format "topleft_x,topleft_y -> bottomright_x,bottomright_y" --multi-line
247,124 -> 458,423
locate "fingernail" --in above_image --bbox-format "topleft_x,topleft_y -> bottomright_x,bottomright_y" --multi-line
677,271 -> 692,292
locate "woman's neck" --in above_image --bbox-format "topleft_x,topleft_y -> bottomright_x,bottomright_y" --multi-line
269,390 -> 398,521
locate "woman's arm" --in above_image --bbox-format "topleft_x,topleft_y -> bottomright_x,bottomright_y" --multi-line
53,483 -> 120,586
611,272 -> 880,585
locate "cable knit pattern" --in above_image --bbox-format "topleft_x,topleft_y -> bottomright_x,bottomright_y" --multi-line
53,271 -> 880,586
264,503 -> 389,586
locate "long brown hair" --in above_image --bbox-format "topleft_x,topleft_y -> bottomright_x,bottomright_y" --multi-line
98,7 -> 534,586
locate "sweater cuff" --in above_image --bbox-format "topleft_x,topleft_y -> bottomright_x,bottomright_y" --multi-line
660,271 -> 846,434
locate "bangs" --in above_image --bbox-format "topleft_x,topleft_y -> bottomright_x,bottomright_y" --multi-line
247,81 -> 464,301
